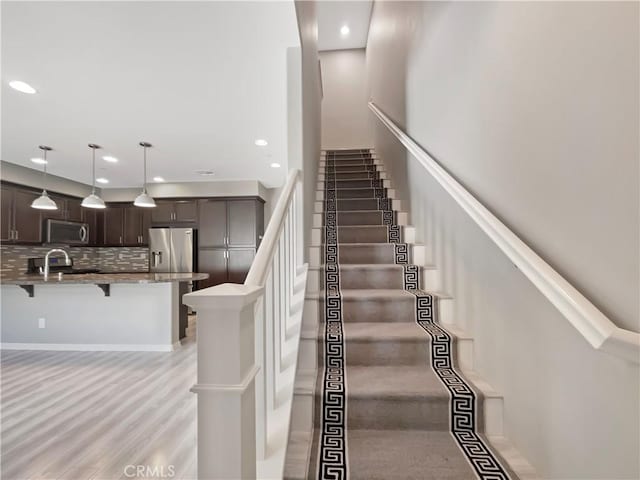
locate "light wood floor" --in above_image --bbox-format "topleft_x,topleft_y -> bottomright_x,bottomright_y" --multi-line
1,329 -> 197,479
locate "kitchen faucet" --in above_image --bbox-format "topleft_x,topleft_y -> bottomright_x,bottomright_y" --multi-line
43,248 -> 70,281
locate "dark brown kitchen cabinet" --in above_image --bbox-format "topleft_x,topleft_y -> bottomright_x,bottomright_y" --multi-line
151,200 -> 197,225
197,249 -> 228,289
39,195 -> 83,223
228,248 -> 256,283
197,198 -> 264,287
101,205 -> 150,246
1,184 -> 42,243
198,200 -> 227,247
1,187 -> 14,241
124,207 -> 151,245
65,198 -> 83,222
104,206 -> 125,245
151,202 -> 174,224
12,189 -> 42,243
174,201 -> 197,222
82,209 -> 104,246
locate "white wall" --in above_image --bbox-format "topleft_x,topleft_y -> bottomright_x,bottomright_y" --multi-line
367,1 -> 639,478
295,0 -> 322,262
320,49 -> 372,149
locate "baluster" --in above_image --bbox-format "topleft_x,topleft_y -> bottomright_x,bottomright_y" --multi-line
273,245 -> 282,400
255,292 -> 266,460
279,233 -> 287,374
283,214 -> 290,331
265,265 -> 275,413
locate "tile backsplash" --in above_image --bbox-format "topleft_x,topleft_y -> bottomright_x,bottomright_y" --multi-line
0,245 -> 149,274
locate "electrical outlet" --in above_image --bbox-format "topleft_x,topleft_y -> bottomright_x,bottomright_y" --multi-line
38,318 -> 46,329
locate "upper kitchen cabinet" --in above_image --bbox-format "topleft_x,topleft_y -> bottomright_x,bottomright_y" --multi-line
198,200 -> 227,247
151,200 -> 197,225
1,184 -> 42,243
198,198 -> 264,248
12,188 -> 43,243
124,206 -> 151,245
1,187 -> 14,242
82,208 -> 104,246
228,199 -> 263,247
103,206 -> 126,246
101,205 -> 150,246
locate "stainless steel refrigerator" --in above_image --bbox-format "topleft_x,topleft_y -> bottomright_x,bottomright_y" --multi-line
148,227 -> 197,340
149,227 -> 196,273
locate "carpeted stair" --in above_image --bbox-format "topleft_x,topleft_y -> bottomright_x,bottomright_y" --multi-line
306,149 -> 517,480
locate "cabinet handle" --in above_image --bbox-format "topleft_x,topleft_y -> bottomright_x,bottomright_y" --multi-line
14,230 -> 18,240
119,236 -> 122,244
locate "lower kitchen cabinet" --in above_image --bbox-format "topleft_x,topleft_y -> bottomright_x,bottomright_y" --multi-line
198,247 -> 256,287
198,249 -> 228,288
228,248 -> 256,284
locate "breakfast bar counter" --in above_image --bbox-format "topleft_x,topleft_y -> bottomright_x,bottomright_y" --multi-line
1,272 -> 209,352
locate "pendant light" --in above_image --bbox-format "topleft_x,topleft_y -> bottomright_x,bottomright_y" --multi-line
81,144 -> 107,209
31,145 -> 58,210
134,141 -> 156,208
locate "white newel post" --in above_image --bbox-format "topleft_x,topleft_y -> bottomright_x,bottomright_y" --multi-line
183,283 -> 264,480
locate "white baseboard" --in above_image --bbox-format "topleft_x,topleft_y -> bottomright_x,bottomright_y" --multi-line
1,342 -> 177,352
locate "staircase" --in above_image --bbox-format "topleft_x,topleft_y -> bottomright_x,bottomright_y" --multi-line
287,149 -> 517,480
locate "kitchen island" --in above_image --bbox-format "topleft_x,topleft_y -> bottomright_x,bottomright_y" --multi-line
1,272 -> 208,351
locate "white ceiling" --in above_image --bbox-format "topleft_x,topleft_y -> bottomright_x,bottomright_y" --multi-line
1,1 -> 299,188
317,1 -> 373,52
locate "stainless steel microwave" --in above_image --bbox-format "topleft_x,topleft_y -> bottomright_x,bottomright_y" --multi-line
45,219 -> 89,245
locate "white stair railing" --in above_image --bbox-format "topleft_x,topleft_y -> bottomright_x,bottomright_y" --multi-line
183,168 -> 305,479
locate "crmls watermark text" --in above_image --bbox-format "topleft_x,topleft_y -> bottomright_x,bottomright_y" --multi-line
124,465 -> 176,478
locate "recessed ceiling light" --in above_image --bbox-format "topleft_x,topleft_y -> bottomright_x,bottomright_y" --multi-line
255,139 -> 268,147
153,176 -> 165,182
196,170 -> 215,176
340,25 -> 350,36
270,162 -> 281,168
31,157 -> 47,165
9,80 -> 37,94
102,155 -> 118,163
96,177 -> 109,184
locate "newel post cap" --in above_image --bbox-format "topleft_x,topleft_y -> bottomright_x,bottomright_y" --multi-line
183,283 -> 263,311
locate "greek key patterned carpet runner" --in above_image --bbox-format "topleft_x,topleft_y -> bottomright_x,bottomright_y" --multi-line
309,149 -> 516,480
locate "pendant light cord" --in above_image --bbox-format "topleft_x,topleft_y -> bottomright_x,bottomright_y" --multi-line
42,149 -> 48,192
92,147 -> 96,193
143,145 -> 147,192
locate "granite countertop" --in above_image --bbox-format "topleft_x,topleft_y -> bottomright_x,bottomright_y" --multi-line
0,272 -> 209,285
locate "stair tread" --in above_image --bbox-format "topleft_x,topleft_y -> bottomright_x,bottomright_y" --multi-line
344,430 -> 476,480
340,289 -> 424,299
343,322 -> 428,341
310,264 -> 425,271
345,365 -> 447,398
